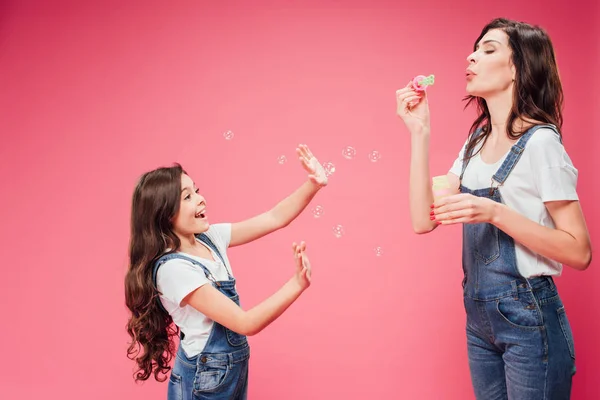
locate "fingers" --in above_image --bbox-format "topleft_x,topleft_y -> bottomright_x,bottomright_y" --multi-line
304,146 -> 314,159
295,146 -> 308,161
396,89 -> 425,114
291,241 -> 306,255
433,194 -> 468,209
432,202 -> 458,217
405,95 -> 423,108
292,242 -> 300,265
396,79 -> 429,109
296,144 -> 314,161
300,157 -> 313,173
434,208 -> 470,223
396,88 -> 421,103
300,250 -> 311,281
439,217 -> 469,225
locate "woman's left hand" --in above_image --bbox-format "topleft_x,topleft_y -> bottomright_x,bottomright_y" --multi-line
432,193 -> 498,225
296,144 -> 328,187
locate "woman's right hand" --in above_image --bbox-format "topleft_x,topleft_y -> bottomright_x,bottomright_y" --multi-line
292,241 -> 311,291
396,81 -> 431,135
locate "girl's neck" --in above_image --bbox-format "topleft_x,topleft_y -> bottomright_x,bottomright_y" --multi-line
177,234 -> 198,252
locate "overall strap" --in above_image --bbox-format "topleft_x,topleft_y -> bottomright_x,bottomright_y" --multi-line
153,253 -> 217,287
196,233 -> 229,276
150,234 -> 231,340
151,252 -> 219,317
492,124 -> 559,185
459,127 -> 484,181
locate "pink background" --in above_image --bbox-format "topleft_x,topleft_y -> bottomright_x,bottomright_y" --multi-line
1,0 -> 598,399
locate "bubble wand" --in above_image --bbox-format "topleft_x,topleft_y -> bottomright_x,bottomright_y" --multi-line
412,74 -> 435,92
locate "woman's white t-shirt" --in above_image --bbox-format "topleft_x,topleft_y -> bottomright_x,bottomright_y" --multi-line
156,223 -> 234,357
448,127 -> 579,278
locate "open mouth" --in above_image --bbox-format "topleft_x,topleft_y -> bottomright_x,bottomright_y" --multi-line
195,211 -> 206,219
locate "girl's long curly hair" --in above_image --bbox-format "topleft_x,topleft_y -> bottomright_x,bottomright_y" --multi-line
125,164 -> 187,382
464,18 -> 564,159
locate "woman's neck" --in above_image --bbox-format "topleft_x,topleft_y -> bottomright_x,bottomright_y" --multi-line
485,90 -> 513,138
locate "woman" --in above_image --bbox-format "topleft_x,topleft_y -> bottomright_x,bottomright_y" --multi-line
396,18 -> 592,399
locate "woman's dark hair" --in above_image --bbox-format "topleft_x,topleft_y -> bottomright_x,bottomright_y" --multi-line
464,18 -> 563,159
124,163 -> 186,381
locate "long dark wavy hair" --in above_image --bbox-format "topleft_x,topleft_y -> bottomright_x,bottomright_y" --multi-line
125,164 -> 187,382
463,18 -> 564,159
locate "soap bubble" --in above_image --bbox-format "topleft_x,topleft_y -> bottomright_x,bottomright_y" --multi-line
374,246 -> 383,257
342,146 -> 356,160
312,205 -> 324,218
277,155 -> 287,164
332,224 -> 345,238
323,162 -> 336,177
223,130 -> 234,140
368,150 -> 381,162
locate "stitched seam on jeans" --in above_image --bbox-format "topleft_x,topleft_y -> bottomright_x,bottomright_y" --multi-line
495,300 -> 543,331
543,335 -> 548,400
557,307 -> 575,359
473,225 -> 500,264
537,294 -> 560,306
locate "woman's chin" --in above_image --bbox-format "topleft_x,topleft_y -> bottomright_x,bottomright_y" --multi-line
465,84 -> 479,97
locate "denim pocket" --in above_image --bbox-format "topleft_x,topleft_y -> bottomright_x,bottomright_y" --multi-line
194,363 -> 230,393
496,293 -> 544,330
167,372 -> 183,400
557,306 -> 576,360
469,223 -> 500,264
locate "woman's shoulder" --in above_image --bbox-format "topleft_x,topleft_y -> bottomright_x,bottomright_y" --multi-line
526,124 -> 562,147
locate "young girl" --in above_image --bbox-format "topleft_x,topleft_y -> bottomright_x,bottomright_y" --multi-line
125,144 -> 327,399
397,18 -> 592,399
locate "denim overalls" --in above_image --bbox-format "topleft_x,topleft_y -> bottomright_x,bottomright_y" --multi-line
153,233 -> 250,400
460,125 -> 576,399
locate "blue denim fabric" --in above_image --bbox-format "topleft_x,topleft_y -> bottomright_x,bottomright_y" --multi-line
459,125 -> 576,399
154,233 -> 250,400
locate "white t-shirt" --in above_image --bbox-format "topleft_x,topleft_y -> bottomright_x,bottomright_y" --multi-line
156,223 -> 234,357
449,127 -> 579,278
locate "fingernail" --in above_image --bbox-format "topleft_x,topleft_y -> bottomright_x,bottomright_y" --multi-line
430,216 -> 435,220
430,204 -> 434,208
429,211 -> 434,216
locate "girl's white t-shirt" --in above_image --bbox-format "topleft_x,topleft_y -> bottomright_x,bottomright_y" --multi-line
156,223 -> 234,356
448,127 -> 579,278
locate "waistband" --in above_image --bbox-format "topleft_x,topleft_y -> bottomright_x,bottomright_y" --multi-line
464,275 -> 555,301
176,343 -> 250,368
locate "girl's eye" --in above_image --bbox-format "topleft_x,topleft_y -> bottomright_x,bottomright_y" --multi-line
195,188 -> 200,194
184,194 -> 191,200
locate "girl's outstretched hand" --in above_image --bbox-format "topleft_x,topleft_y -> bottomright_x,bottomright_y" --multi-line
292,241 -> 311,291
297,144 -> 328,187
